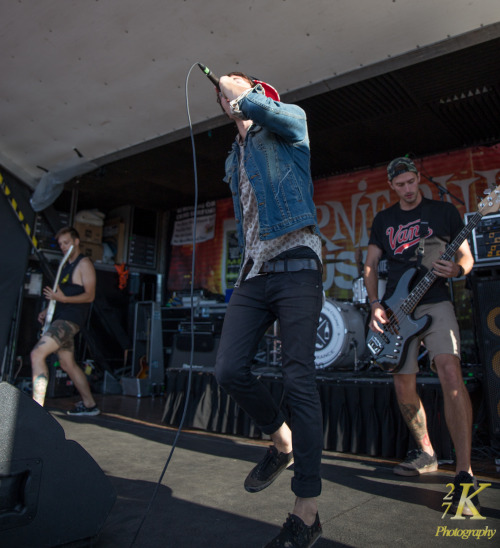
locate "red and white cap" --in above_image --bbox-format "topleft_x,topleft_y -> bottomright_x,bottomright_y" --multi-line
216,76 -> 280,103
253,79 -> 280,102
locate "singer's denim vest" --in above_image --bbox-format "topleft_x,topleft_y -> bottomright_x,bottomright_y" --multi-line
223,86 -> 319,251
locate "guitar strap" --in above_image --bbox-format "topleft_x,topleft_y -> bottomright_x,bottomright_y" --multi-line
60,254 -> 85,285
415,200 -> 430,271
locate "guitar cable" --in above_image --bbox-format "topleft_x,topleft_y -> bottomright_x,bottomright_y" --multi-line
129,62 -> 202,547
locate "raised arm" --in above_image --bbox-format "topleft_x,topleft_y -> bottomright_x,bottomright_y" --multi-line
239,87 -> 308,143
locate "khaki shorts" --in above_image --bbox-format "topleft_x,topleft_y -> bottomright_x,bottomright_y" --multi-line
44,319 -> 80,353
396,300 -> 460,375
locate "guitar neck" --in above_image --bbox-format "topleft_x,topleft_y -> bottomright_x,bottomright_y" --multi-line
42,245 -> 74,334
402,211 -> 483,313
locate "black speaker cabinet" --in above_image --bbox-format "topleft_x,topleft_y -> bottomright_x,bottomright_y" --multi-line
471,268 -> 500,451
0,382 -> 116,547
176,332 -> 215,353
169,335 -> 220,368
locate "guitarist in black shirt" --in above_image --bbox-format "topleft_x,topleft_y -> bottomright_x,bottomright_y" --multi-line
31,226 -> 100,416
364,157 -> 476,515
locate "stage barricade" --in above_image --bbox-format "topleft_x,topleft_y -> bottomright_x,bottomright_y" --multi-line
161,368 -> 479,460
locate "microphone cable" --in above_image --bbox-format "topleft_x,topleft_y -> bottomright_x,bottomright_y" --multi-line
129,62 -> 201,547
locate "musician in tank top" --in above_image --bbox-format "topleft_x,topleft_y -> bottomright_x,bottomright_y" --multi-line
30,226 -> 100,416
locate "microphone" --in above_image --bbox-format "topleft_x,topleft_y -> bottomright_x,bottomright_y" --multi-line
197,63 -> 220,90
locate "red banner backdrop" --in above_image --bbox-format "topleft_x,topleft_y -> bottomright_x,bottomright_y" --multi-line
168,198 -> 236,295
167,145 -> 500,298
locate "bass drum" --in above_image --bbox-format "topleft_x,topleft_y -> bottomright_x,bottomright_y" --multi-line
315,299 -> 367,370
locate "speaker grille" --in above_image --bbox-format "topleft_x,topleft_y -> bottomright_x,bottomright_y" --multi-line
472,269 -> 500,451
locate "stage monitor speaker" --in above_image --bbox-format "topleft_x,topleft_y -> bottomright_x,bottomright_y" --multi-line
471,269 -> 500,452
0,382 -> 116,548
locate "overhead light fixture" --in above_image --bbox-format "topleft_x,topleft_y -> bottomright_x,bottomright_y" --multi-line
439,85 -> 492,103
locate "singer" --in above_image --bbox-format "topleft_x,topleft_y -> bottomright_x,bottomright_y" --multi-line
213,72 -> 323,548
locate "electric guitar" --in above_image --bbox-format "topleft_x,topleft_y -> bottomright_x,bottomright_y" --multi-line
366,186 -> 500,372
41,244 -> 74,335
136,317 -> 150,379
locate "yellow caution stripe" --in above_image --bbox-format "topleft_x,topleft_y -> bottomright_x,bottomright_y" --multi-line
0,172 -> 39,249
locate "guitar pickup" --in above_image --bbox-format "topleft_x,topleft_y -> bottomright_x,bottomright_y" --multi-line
367,336 -> 383,356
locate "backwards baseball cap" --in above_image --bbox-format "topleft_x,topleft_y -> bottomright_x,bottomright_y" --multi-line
387,157 -> 418,181
215,73 -> 280,103
253,79 -> 280,102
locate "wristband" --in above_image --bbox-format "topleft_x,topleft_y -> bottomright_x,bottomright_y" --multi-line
456,264 -> 465,278
370,299 -> 381,305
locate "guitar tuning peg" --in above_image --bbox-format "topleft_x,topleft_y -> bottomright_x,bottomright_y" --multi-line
483,188 -> 491,195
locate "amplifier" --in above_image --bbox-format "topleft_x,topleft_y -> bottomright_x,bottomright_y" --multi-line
178,321 -> 214,333
175,332 -> 215,353
465,212 -> 500,266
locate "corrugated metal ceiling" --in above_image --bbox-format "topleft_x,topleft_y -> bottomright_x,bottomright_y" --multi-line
72,36 -> 500,212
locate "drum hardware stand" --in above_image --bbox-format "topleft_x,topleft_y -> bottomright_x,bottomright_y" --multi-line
265,320 -> 281,367
351,336 -> 370,372
253,321 -> 282,368
352,338 -> 361,372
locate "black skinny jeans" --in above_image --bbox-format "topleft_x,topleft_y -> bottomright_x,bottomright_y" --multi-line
215,269 -> 324,498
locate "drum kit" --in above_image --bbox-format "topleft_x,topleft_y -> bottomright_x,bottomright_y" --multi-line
314,258 -> 387,371
254,256 -> 388,372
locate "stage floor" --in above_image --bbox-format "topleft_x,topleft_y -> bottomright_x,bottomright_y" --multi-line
43,393 -> 500,548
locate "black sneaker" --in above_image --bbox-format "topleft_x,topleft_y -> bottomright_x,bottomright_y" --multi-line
244,446 -> 293,493
393,449 -> 438,476
265,513 -> 322,548
67,401 -> 100,416
451,471 -> 481,517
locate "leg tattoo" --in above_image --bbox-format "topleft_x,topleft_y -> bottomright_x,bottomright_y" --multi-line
399,402 -> 431,449
33,373 -> 48,406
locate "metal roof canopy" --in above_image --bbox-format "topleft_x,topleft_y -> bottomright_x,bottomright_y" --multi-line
1,0 -> 499,196
0,0 -> 500,213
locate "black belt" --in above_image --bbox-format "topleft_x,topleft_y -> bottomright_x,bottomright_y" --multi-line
243,258 -> 320,278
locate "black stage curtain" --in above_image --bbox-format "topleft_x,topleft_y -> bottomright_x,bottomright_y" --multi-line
162,369 -> 478,460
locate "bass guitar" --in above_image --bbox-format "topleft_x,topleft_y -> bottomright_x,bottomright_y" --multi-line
41,244 -> 74,335
366,186 -> 500,372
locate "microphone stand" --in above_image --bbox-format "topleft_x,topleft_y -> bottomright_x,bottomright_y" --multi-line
421,174 -> 465,304
421,174 -> 465,206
